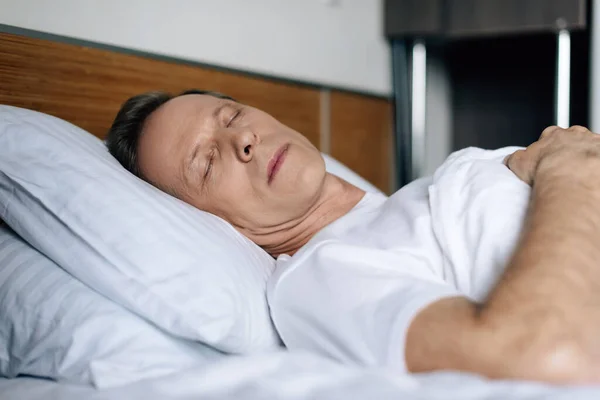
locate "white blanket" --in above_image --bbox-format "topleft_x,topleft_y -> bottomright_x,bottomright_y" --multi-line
429,146 -> 530,300
1,351 -> 600,399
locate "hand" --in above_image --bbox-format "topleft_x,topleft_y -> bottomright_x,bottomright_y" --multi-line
504,125 -> 600,186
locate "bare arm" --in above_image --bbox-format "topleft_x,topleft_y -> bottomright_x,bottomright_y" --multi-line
406,126 -> 600,383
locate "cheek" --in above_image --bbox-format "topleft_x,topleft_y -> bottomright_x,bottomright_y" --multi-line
296,154 -> 327,195
209,166 -> 256,218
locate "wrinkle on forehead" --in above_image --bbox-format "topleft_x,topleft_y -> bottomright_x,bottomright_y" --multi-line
138,95 -> 224,198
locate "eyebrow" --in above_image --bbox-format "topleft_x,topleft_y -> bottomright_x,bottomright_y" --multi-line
212,102 -> 232,120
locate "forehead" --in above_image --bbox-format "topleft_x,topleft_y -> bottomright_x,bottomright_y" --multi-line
140,94 -> 229,156
145,94 -> 226,134
137,94 -> 227,187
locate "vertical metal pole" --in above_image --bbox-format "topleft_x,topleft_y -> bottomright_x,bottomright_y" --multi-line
391,40 -> 412,188
411,40 -> 427,180
555,28 -> 571,128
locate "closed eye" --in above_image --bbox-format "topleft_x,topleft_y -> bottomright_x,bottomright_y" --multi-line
227,110 -> 242,127
204,150 -> 215,179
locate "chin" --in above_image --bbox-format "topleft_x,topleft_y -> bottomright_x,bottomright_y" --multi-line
276,153 -> 326,215
277,148 -> 326,194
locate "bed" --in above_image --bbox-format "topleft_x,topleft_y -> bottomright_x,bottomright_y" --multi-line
3,353 -> 600,400
2,27 -> 600,400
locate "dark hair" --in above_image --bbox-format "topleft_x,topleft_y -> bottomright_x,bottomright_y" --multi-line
106,89 -> 235,183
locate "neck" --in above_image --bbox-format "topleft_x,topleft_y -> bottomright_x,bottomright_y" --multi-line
257,173 -> 366,258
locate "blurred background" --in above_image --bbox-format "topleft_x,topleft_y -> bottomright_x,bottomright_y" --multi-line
0,0 -> 595,193
386,0 -> 591,187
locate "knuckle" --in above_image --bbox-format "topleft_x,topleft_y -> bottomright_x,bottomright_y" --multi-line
541,126 -> 560,138
513,149 -> 526,158
568,125 -> 591,136
508,149 -> 522,160
569,125 -> 590,134
506,150 -> 525,169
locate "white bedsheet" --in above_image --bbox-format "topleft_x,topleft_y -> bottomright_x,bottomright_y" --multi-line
1,351 -> 600,400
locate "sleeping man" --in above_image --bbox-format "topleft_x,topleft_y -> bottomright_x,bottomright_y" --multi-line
107,89 -> 600,384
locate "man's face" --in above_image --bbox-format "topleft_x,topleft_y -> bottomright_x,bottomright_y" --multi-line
137,94 -> 326,237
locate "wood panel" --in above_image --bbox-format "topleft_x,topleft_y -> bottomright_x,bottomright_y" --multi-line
0,32 -> 320,146
330,91 -> 393,194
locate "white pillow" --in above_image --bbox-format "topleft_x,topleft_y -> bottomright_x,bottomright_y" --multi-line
0,105 -> 278,353
0,105 -> 380,354
0,224 -> 222,388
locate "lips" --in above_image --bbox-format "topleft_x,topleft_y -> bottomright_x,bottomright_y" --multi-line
267,144 -> 289,185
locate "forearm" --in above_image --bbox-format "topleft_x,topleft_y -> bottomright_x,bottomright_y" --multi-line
477,157 -> 600,379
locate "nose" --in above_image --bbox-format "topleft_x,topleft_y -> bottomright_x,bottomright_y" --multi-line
233,129 -> 259,162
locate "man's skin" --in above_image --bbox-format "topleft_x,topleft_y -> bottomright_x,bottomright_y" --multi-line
133,93 -> 600,383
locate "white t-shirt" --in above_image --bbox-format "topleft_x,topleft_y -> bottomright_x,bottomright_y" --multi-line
267,146 -> 531,372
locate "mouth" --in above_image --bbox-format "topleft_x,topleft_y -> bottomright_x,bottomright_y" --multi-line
267,144 -> 289,185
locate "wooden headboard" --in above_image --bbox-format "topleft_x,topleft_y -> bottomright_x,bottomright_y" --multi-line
0,30 -> 393,193
0,31 -> 320,145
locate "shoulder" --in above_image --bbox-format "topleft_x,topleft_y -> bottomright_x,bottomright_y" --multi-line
433,146 -> 523,182
431,146 -> 529,203
429,147 -> 531,297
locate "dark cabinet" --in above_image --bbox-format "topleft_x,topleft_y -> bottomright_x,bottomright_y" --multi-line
447,0 -> 586,36
385,0 -> 590,187
385,0 -> 445,36
385,0 -> 587,38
